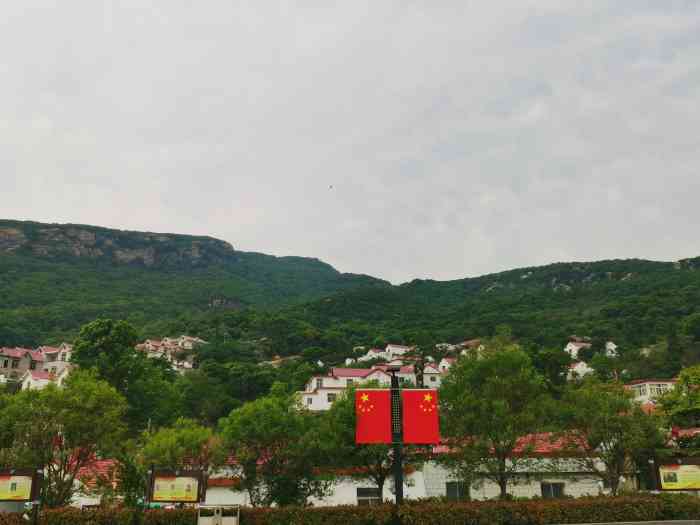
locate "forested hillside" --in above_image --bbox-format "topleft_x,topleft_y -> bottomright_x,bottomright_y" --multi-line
3,219 -> 700,368
0,219 -> 386,345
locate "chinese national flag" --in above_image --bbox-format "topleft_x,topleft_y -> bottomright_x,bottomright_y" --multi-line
402,389 -> 440,444
355,390 -> 392,444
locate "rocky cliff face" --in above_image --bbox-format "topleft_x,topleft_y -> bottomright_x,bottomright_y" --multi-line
0,220 -> 235,268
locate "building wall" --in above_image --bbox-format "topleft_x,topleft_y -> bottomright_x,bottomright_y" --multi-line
201,463 -> 602,508
422,462 -> 601,500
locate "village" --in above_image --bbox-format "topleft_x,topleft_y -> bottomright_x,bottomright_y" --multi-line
0,333 -> 688,511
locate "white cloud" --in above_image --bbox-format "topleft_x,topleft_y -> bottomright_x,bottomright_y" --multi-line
1,1 -> 700,283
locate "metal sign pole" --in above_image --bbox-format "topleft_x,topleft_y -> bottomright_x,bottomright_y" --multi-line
389,368 -> 404,505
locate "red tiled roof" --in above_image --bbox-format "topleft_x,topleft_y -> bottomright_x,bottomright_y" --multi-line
626,378 -> 678,386
1,348 -> 28,359
675,428 -> 700,438
28,371 -> 52,381
569,342 -> 591,349
372,364 -> 414,374
208,477 -> 240,488
433,432 -> 588,457
28,350 -> 45,362
77,459 -> 118,490
330,367 -> 373,378
38,346 -> 60,354
442,358 -> 457,364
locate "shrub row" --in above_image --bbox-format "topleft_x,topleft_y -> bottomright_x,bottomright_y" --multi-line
1,495 -> 699,525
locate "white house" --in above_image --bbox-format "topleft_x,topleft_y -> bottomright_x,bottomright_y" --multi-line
438,357 -> 457,373
423,363 -> 442,387
39,343 -> 74,377
298,367 -> 392,411
357,348 -> 385,362
564,339 -> 618,360
135,335 -> 206,373
626,379 -> 677,404
567,361 -> 594,381
564,341 -> 591,360
20,368 -> 70,391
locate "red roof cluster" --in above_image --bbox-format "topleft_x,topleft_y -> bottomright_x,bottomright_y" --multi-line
0,347 -> 44,361
433,432 -> 589,457
77,459 -> 118,490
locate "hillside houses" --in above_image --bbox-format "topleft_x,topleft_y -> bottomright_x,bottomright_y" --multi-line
0,343 -> 75,390
0,347 -> 45,382
299,361 -> 444,411
135,335 -> 206,373
564,337 -> 618,360
626,378 -> 677,405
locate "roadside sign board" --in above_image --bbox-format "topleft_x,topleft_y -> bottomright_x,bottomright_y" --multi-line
148,470 -> 204,503
0,469 -> 41,502
659,463 -> 700,490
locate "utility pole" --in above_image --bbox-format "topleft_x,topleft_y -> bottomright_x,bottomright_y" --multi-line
388,366 -> 403,505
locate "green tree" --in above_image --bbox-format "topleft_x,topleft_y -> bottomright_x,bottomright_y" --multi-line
219,384 -> 331,506
530,346 -> 571,395
143,418 -> 226,487
561,379 -> 663,495
0,371 -> 127,507
72,319 -> 181,430
176,370 -> 237,426
660,365 -> 700,427
440,345 -> 551,499
682,313 -> 700,343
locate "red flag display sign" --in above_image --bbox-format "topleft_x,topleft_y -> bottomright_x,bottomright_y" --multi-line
402,389 -> 440,444
355,389 -> 392,444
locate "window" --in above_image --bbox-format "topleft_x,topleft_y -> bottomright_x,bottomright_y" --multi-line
541,482 -> 565,499
60,353 -> 66,362
346,378 -> 354,386
11,360 -> 19,369
356,487 -> 381,506
316,378 -> 323,389
430,375 -> 437,382
30,361 -> 36,370
2,359 -> 7,368
446,481 -> 467,501
306,397 -> 313,405
327,393 -> 337,403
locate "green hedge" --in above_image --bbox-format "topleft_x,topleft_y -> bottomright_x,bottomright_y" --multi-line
1,495 -> 699,525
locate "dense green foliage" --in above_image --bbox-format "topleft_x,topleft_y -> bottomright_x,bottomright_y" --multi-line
219,384 -> 332,506
440,342 -> 552,499
0,371 -> 127,507
559,380 -> 664,495
3,495 -> 700,525
0,220 -> 385,346
4,221 -> 700,374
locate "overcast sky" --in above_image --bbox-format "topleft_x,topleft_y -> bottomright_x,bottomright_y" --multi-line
2,2 -> 700,283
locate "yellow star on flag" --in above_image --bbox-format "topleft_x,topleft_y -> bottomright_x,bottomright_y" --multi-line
423,393 -> 433,402
361,393 -> 369,402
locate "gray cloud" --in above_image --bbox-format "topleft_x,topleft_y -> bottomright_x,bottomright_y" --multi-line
2,1 -> 700,283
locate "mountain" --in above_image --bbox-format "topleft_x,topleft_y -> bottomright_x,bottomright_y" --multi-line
0,219 -> 387,345
286,256 -> 700,351
2,218 -> 700,357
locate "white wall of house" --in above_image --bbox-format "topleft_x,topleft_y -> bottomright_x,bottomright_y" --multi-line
300,388 -> 346,411
567,361 -> 594,381
628,381 -> 676,404
195,462 -> 603,507
422,462 -> 601,500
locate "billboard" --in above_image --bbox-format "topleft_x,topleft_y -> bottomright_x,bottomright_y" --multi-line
0,470 -> 39,502
149,470 -> 203,503
659,464 -> 700,490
